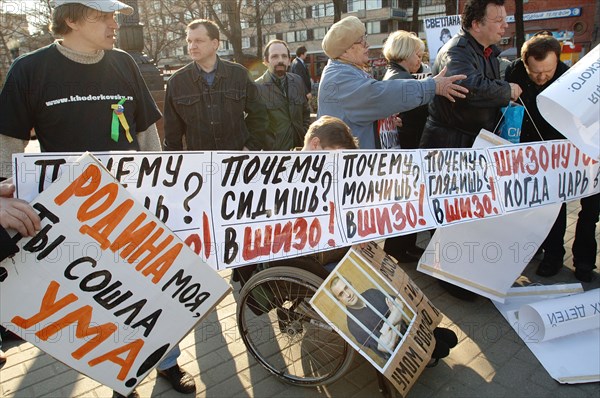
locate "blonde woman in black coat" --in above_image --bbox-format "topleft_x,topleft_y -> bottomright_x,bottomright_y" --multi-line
381,31 -> 429,262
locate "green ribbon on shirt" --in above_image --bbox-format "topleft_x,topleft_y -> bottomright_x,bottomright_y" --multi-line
111,98 -> 132,143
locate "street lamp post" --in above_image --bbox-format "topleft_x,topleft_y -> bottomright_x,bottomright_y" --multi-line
117,0 -> 163,90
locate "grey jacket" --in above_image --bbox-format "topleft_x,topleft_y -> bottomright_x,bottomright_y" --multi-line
317,59 -> 436,149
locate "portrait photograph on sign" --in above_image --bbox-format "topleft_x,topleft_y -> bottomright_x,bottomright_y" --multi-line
310,248 -> 416,370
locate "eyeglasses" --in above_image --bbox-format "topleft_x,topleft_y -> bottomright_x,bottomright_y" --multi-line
484,17 -> 506,24
353,34 -> 369,48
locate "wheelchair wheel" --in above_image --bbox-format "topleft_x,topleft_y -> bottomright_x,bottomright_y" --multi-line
237,266 -> 354,386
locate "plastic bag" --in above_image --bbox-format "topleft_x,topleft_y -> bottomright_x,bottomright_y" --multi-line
498,103 -> 525,143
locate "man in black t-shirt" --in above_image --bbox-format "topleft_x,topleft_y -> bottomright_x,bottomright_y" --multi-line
0,0 -> 162,175
0,1 -> 195,397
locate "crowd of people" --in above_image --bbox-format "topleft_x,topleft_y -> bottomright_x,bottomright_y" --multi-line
0,0 -> 597,396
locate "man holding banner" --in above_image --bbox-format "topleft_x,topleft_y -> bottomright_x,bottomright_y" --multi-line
0,179 -> 41,365
0,1 -> 195,397
505,32 -> 599,283
419,0 -> 522,300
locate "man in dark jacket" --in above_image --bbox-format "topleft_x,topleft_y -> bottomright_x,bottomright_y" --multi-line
420,0 -> 522,301
505,32 -> 599,283
163,19 -> 271,151
290,46 -> 312,100
255,40 -> 311,150
420,0 -> 522,149
504,33 -> 568,142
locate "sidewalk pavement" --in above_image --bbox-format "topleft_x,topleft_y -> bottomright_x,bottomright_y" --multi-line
1,142 -> 599,397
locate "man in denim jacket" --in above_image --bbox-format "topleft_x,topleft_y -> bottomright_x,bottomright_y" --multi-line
163,19 -> 271,151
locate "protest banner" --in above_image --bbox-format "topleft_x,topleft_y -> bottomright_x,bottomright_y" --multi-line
423,15 -> 461,64
377,115 -> 402,149
210,151 -> 340,266
418,130 -> 566,302
337,150 -> 435,244
494,285 -> 600,383
310,242 -> 442,397
1,153 -> 231,396
12,140 -> 600,272
12,151 -> 213,233
13,151 -> 220,267
421,147 -> 503,225
489,140 -> 598,212
537,44 -> 600,160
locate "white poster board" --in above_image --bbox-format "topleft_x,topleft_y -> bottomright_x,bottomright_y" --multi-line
418,204 -> 560,302
494,285 -> 600,383
424,15 -> 462,64
0,153 -> 231,396
538,44 -> 600,160
12,142 -> 599,272
418,130 -> 566,302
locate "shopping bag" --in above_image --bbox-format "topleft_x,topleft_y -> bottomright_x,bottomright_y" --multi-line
497,102 -> 524,143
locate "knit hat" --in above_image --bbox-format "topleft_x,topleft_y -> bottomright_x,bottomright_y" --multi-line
322,16 -> 366,59
51,0 -> 134,15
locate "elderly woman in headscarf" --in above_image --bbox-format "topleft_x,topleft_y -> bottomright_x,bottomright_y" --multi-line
317,16 -> 468,150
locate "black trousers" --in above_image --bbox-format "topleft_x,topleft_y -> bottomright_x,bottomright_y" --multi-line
542,193 -> 600,271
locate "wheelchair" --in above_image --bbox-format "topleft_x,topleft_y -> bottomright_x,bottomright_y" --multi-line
234,249 -> 356,386
234,245 -> 453,397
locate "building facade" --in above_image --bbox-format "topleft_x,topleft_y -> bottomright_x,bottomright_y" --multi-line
459,0 -> 598,65
142,0 -> 598,80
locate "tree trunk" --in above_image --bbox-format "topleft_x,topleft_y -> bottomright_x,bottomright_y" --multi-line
411,0 -> 419,33
445,0 -> 457,16
255,0 -> 263,59
333,0 -> 343,22
514,0 -> 524,58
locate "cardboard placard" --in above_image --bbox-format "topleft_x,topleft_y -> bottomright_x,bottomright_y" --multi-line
310,242 -> 442,397
1,153 -> 231,395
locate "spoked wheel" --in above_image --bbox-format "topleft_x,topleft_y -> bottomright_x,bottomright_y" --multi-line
236,266 -> 354,386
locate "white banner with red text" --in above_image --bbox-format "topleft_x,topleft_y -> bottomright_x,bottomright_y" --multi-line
12,140 -> 600,271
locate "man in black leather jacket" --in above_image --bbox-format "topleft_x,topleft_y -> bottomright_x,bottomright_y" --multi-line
420,0 -> 522,301
163,19 -> 271,151
420,0 -> 522,149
